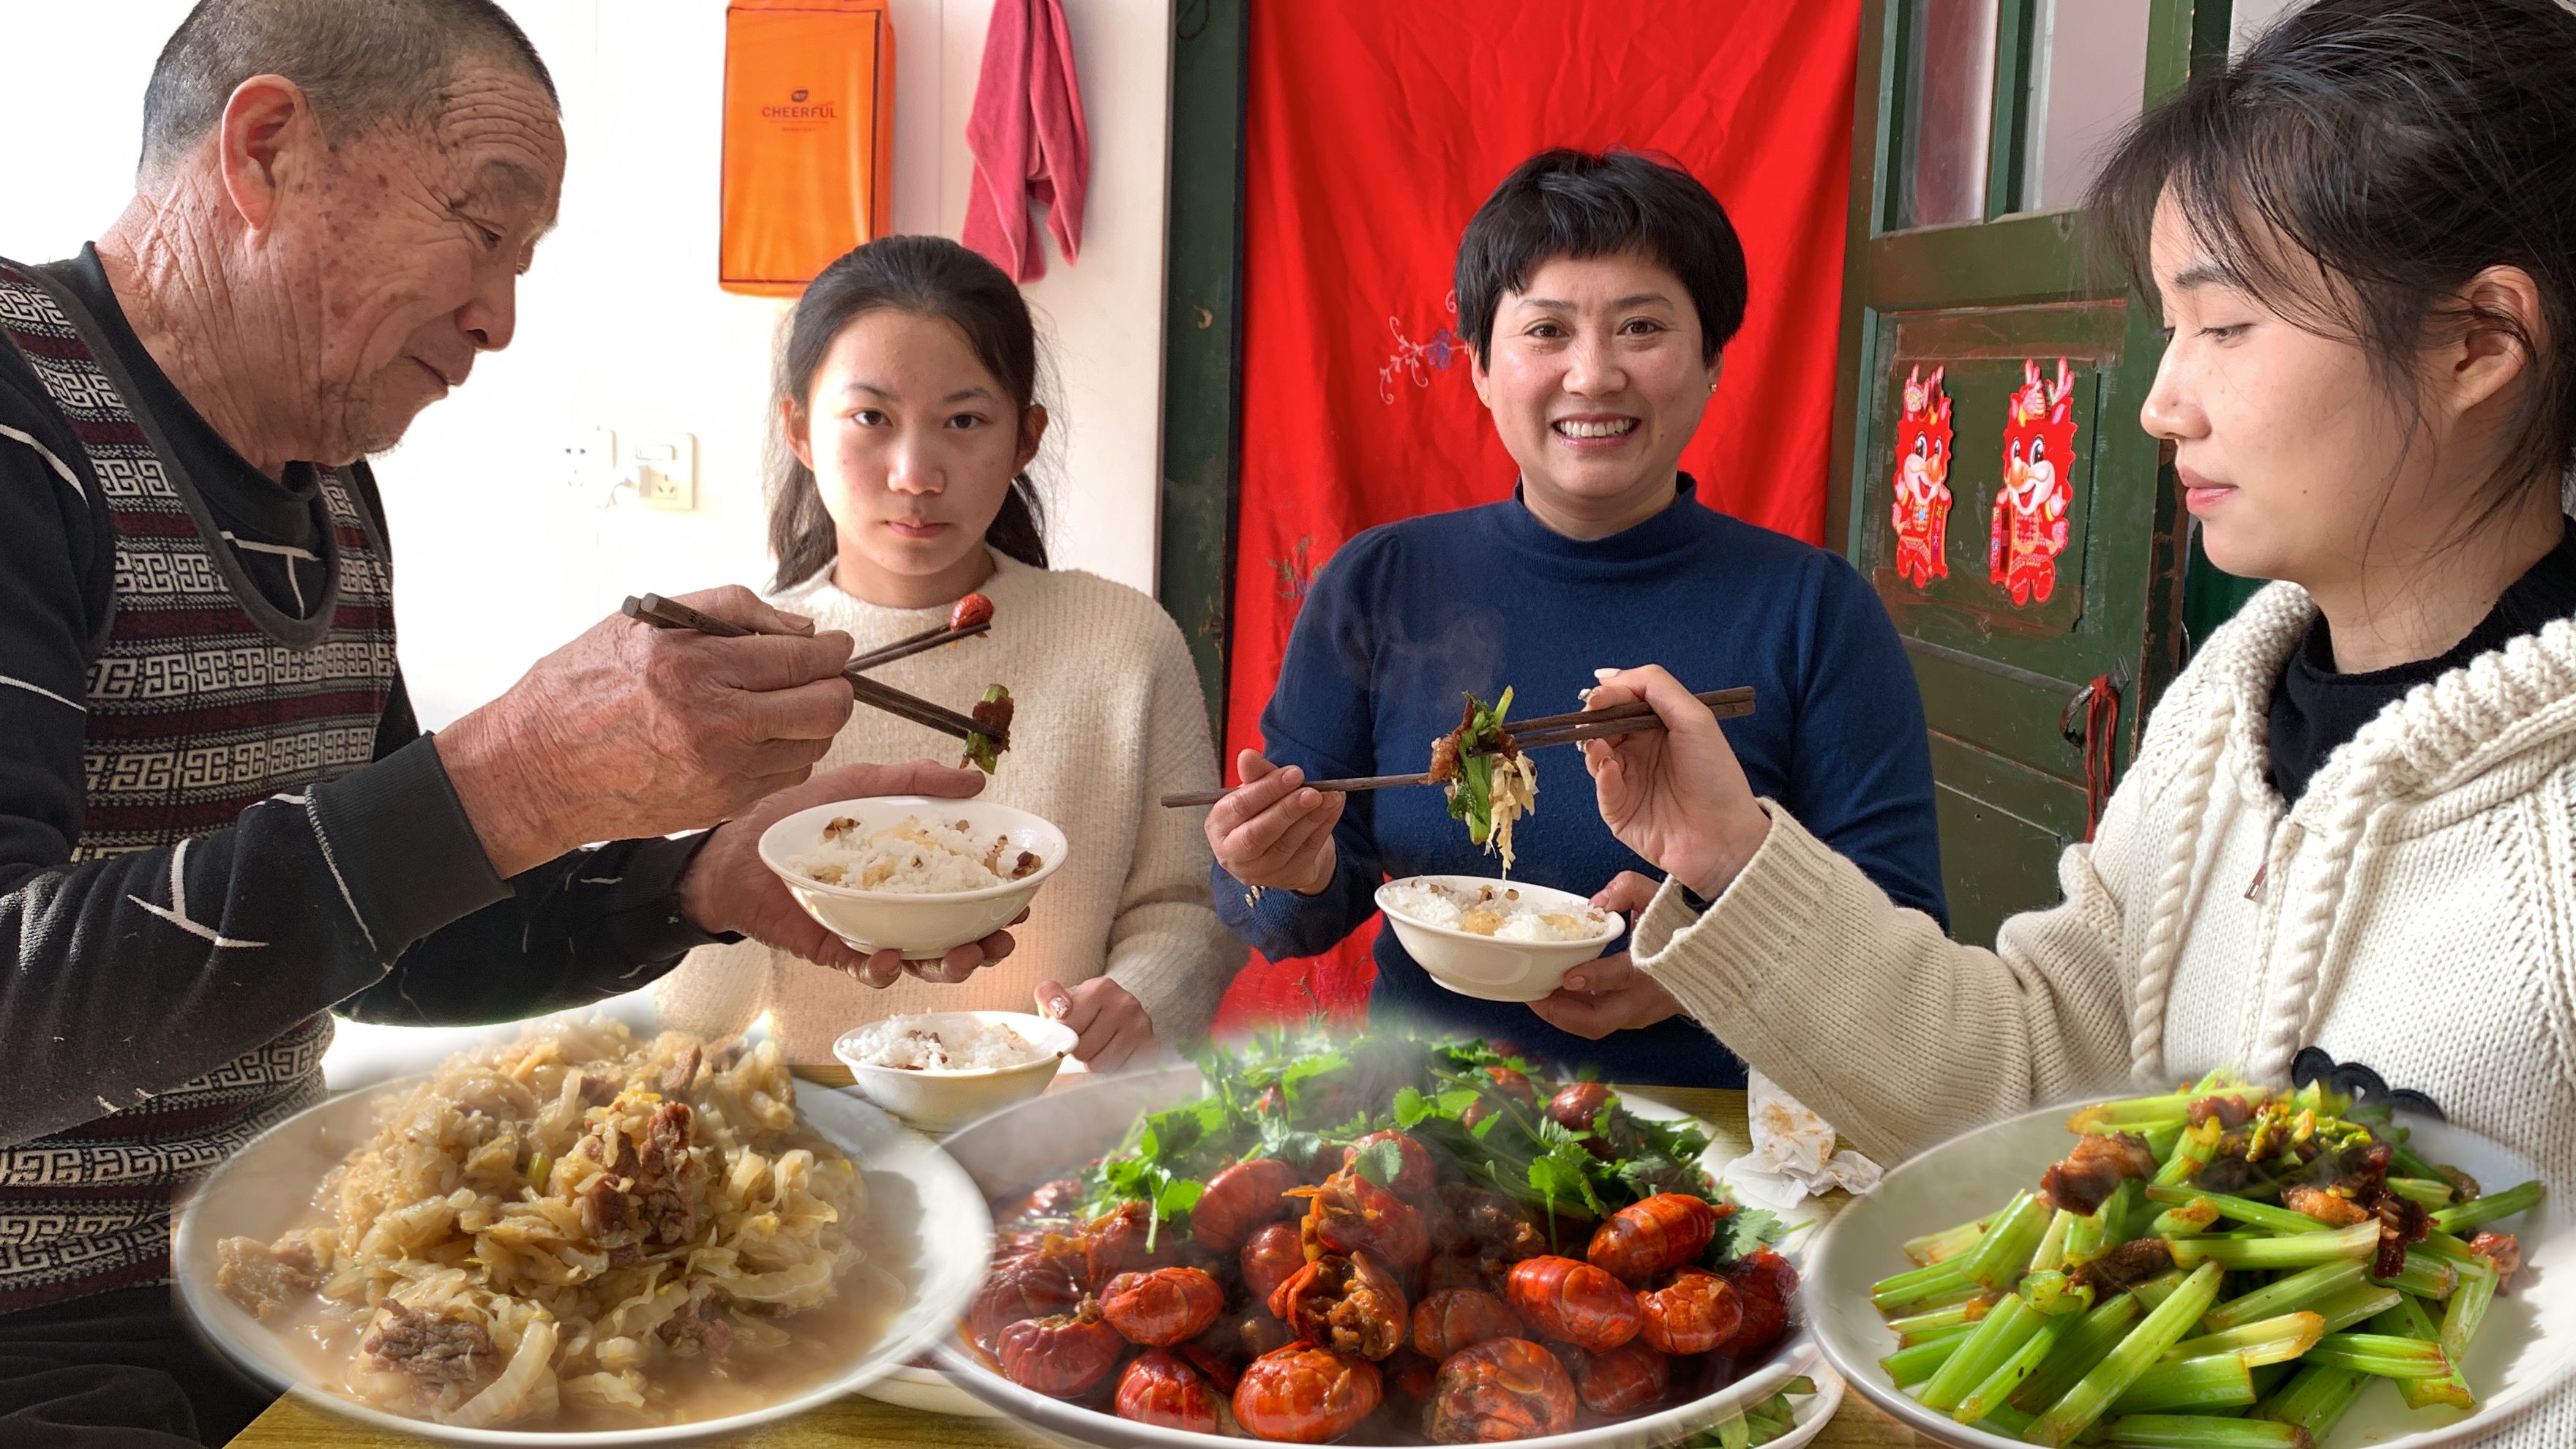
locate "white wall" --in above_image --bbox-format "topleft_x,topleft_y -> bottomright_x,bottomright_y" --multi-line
0,0 -> 1173,729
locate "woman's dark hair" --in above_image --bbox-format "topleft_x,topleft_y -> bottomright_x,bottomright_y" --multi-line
1454,148 -> 1749,367
768,235 -> 1049,591
2090,0 -> 2576,525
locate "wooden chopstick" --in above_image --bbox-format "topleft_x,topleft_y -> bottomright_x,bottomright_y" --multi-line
1158,686 -> 1758,809
1508,686 -> 1756,739
621,594 -> 997,744
844,620 -> 992,674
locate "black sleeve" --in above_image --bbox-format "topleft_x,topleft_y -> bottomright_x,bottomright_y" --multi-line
0,432 -> 720,1150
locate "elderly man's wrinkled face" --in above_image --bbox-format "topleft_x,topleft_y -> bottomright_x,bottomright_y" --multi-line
278,61 -> 563,462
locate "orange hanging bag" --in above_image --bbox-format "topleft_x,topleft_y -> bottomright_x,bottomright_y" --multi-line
719,0 -> 896,296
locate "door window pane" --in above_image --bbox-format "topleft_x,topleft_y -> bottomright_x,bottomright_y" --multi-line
1899,0 -> 1999,228
2021,0 -> 2152,211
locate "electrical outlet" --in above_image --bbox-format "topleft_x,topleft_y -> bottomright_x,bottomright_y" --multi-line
560,427 -> 617,487
630,433 -> 698,511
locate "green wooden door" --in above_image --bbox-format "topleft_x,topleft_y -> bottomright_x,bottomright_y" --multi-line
1829,0 -> 2231,947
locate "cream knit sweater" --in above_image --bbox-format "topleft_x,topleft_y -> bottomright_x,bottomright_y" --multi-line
653,554 -> 1244,1064
1635,582 -> 2576,1445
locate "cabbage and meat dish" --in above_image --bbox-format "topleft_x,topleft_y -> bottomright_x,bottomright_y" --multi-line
214,1020 -> 898,1429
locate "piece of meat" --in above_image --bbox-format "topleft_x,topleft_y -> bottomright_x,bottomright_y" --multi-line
659,1044 -> 703,1099
2283,1185 -> 2372,1227
2187,1095 -> 2258,1129
575,1074 -> 618,1107
574,1102 -> 700,1256
1428,734 -> 1462,785
2469,1232 -> 2523,1289
2070,1237 -> 2174,1295
362,1300 -> 495,1385
2040,1132 -> 2159,1216
822,815 -> 862,840
2375,1196 -> 2431,1281
659,1281 -> 735,1360
971,694 -> 1015,749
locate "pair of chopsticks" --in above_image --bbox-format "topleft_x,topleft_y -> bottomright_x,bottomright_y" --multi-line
1158,686 -> 1756,809
844,615 -> 992,673
621,594 -> 998,746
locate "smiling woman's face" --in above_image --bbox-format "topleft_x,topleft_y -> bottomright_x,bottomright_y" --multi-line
1471,250 -> 1717,538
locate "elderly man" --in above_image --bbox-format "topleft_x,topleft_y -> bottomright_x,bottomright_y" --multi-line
0,2 -> 1013,1442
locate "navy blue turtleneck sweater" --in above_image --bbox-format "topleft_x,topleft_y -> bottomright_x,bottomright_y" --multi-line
1215,479 -> 1947,1087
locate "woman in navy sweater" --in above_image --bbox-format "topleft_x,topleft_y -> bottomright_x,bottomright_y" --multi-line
1208,149 -> 1946,1087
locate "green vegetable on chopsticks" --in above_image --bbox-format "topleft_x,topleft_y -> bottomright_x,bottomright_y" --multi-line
1434,689 -> 1538,872
1865,1071 -> 2543,1446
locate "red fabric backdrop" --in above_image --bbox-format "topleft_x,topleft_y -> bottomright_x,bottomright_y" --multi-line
1210,0 -> 1862,1034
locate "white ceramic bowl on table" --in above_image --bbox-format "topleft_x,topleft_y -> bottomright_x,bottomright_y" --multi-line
171,1013 -> 995,1447
927,1064 -> 1822,1449
760,795 -> 1066,962
832,1009 -> 1079,1134
1375,875 -> 1622,1003
1804,1098 -> 2574,1449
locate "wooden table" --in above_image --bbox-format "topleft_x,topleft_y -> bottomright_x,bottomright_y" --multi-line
228,1077 -> 1923,1448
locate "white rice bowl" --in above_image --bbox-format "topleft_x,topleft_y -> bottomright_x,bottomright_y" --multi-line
1379,877 -> 1610,942
842,1015 -> 1057,1073
791,815 -> 1039,896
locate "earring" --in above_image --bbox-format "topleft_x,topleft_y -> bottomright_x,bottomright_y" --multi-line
1709,379 -> 1719,393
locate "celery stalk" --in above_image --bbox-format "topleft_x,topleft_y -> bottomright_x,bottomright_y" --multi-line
2100,1414 -> 2312,1448
2309,1281 -> 2405,1335
1965,1192 -> 2055,1293
2432,1180 -> 2542,1236
2143,1184 -> 2332,1235
2374,1298 -> 2476,1412
2200,1259 -> 2367,1333
2304,1330 -> 2452,1379
2161,1312 -> 2324,1367
2440,1254 -> 2497,1361
2108,1354 -> 2256,1413
2023,1262 -> 2225,1447
2011,1293 -> 2144,1413
1881,1325 -> 1975,1387
2258,1360 -> 2372,1438
1921,1295 -> 2047,1412
1958,1312 -> 2072,1424
2170,1220 -> 2377,1270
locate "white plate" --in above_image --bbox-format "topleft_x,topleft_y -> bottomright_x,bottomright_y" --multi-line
1806,1098 -> 2571,1449
171,1022 -> 995,1445
856,1360 -> 1012,1419
926,1065 -> 1821,1449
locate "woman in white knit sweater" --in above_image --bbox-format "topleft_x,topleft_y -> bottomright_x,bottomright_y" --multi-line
656,236 -> 1243,1071
1544,3 -> 2576,1439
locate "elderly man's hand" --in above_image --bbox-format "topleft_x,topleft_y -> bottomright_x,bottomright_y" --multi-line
679,760 -> 1022,986
437,586 -> 857,875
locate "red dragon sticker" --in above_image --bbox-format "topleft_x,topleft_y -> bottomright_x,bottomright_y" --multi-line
1991,357 -> 2078,606
1890,364 -> 1955,588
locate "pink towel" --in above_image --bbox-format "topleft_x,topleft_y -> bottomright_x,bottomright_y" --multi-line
961,0 -> 1090,282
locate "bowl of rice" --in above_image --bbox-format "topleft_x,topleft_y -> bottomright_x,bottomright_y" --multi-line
831,1011 -> 1077,1134
1375,875 -> 1623,1003
759,797 -> 1067,962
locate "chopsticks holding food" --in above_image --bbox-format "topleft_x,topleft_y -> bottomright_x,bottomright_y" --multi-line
621,593 -> 1003,750
1158,685 -> 1755,809
840,592 -> 995,674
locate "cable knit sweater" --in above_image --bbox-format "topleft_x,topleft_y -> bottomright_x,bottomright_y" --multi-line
1630,580 -> 2576,1445
654,554 -> 1243,1063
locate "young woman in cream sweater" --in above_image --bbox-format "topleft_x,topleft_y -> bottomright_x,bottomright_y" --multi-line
1546,7 -> 2575,1438
656,236 -> 1242,1071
